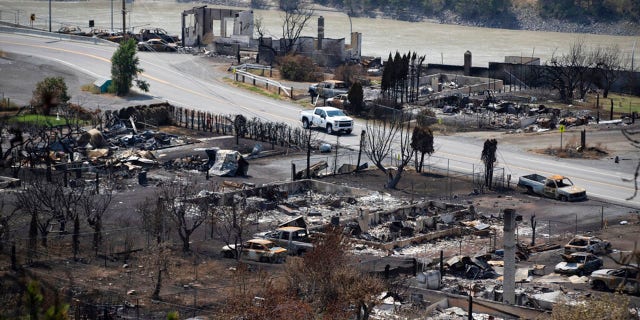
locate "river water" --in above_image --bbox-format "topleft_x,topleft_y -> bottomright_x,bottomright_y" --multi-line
1,0 -> 638,66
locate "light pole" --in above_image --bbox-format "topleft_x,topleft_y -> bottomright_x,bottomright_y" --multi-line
111,0 -> 114,32
48,0 -> 51,32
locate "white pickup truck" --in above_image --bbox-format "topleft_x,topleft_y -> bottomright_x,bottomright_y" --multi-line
518,173 -> 587,201
300,106 -> 354,134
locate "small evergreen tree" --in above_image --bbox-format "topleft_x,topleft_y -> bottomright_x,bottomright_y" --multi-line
110,38 -> 149,96
347,82 -> 364,114
411,126 -> 434,173
481,138 -> 498,188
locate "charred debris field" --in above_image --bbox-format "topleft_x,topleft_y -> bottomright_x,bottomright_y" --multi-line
1,103 -> 639,318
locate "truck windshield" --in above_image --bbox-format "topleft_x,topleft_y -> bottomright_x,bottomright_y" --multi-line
326,110 -> 346,117
557,178 -> 574,188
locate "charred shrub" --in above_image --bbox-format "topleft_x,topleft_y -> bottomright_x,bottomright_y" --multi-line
278,55 -> 321,82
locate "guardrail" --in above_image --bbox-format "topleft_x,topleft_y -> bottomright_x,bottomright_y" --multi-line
0,24 -> 118,46
232,69 -> 292,98
231,63 -> 272,72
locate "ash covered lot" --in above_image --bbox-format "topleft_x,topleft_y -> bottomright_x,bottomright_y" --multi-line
1,121 -> 639,318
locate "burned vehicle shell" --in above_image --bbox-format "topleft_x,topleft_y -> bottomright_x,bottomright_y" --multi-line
554,252 -> 603,276
221,239 -> 287,263
589,266 -> 640,294
564,235 -> 611,255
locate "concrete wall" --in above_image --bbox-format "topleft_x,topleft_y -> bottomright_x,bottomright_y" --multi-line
423,73 -> 504,95
233,10 -> 253,36
213,179 -> 368,206
351,227 -> 463,251
181,7 -> 241,47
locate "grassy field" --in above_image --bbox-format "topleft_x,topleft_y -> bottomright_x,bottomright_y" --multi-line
9,114 -> 86,126
606,93 -> 640,114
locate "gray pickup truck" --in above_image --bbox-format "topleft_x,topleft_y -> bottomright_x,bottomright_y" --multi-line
254,226 -> 314,256
309,80 -> 349,99
518,173 -> 587,201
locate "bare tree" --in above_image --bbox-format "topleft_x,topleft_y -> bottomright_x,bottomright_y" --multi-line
364,112 -> 414,189
591,45 -> 628,98
545,41 -> 593,102
0,197 -> 18,254
279,0 -> 314,54
622,128 -> 640,200
141,241 -> 173,301
138,197 -> 166,247
15,178 -> 62,248
80,187 -> 113,255
55,179 -> 86,259
216,194 -> 260,260
301,124 -> 320,179
157,179 -> 209,253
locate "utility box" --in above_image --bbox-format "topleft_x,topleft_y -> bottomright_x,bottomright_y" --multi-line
93,78 -> 111,93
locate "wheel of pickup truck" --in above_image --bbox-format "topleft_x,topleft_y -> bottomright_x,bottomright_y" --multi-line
525,186 -> 534,194
302,118 -> 309,129
346,129 -> 352,134
560,195 -> 568,202
326,124 -> 333,134
591,280 -> 608,291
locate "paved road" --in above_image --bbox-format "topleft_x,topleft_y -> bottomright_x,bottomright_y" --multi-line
1,31 -> 638,209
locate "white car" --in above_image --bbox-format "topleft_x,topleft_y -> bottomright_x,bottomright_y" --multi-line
221,239 -> 287,263
554,252 -> 603,276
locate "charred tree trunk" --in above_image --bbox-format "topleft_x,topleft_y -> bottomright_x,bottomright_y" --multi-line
152,269 -> 162,300
93,218 -> 102,255
28,213 -> 38,262
72,214 -> 80,260
386,167 -> 404,189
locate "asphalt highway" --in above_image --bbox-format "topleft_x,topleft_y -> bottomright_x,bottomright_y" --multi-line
1,31 -> 638,209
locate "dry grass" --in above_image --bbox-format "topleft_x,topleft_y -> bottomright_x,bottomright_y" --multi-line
81,83 -> 102,94
533,143 -> 609,159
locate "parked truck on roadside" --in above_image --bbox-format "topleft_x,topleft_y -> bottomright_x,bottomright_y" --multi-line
254,226 -> 314,256
517,174 -> 587,201
300,106 -> 354,134
308,80 -> 349,99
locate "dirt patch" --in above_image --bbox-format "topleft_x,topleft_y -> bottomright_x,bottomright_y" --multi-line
532,145 -> 609,159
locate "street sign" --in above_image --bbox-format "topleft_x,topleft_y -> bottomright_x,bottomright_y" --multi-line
559,124 -> 565,133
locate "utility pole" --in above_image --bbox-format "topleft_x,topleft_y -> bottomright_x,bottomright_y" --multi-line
48,0 -> 51,32
122,0 -> 126,38
111,0 -> 114,32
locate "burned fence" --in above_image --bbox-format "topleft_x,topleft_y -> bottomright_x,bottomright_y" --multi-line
167,105 -> 310,149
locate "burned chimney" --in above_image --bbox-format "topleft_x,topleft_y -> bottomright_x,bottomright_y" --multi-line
464,50 -> 472,76
502,208 -> 516,305
317,16 -> 324,50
